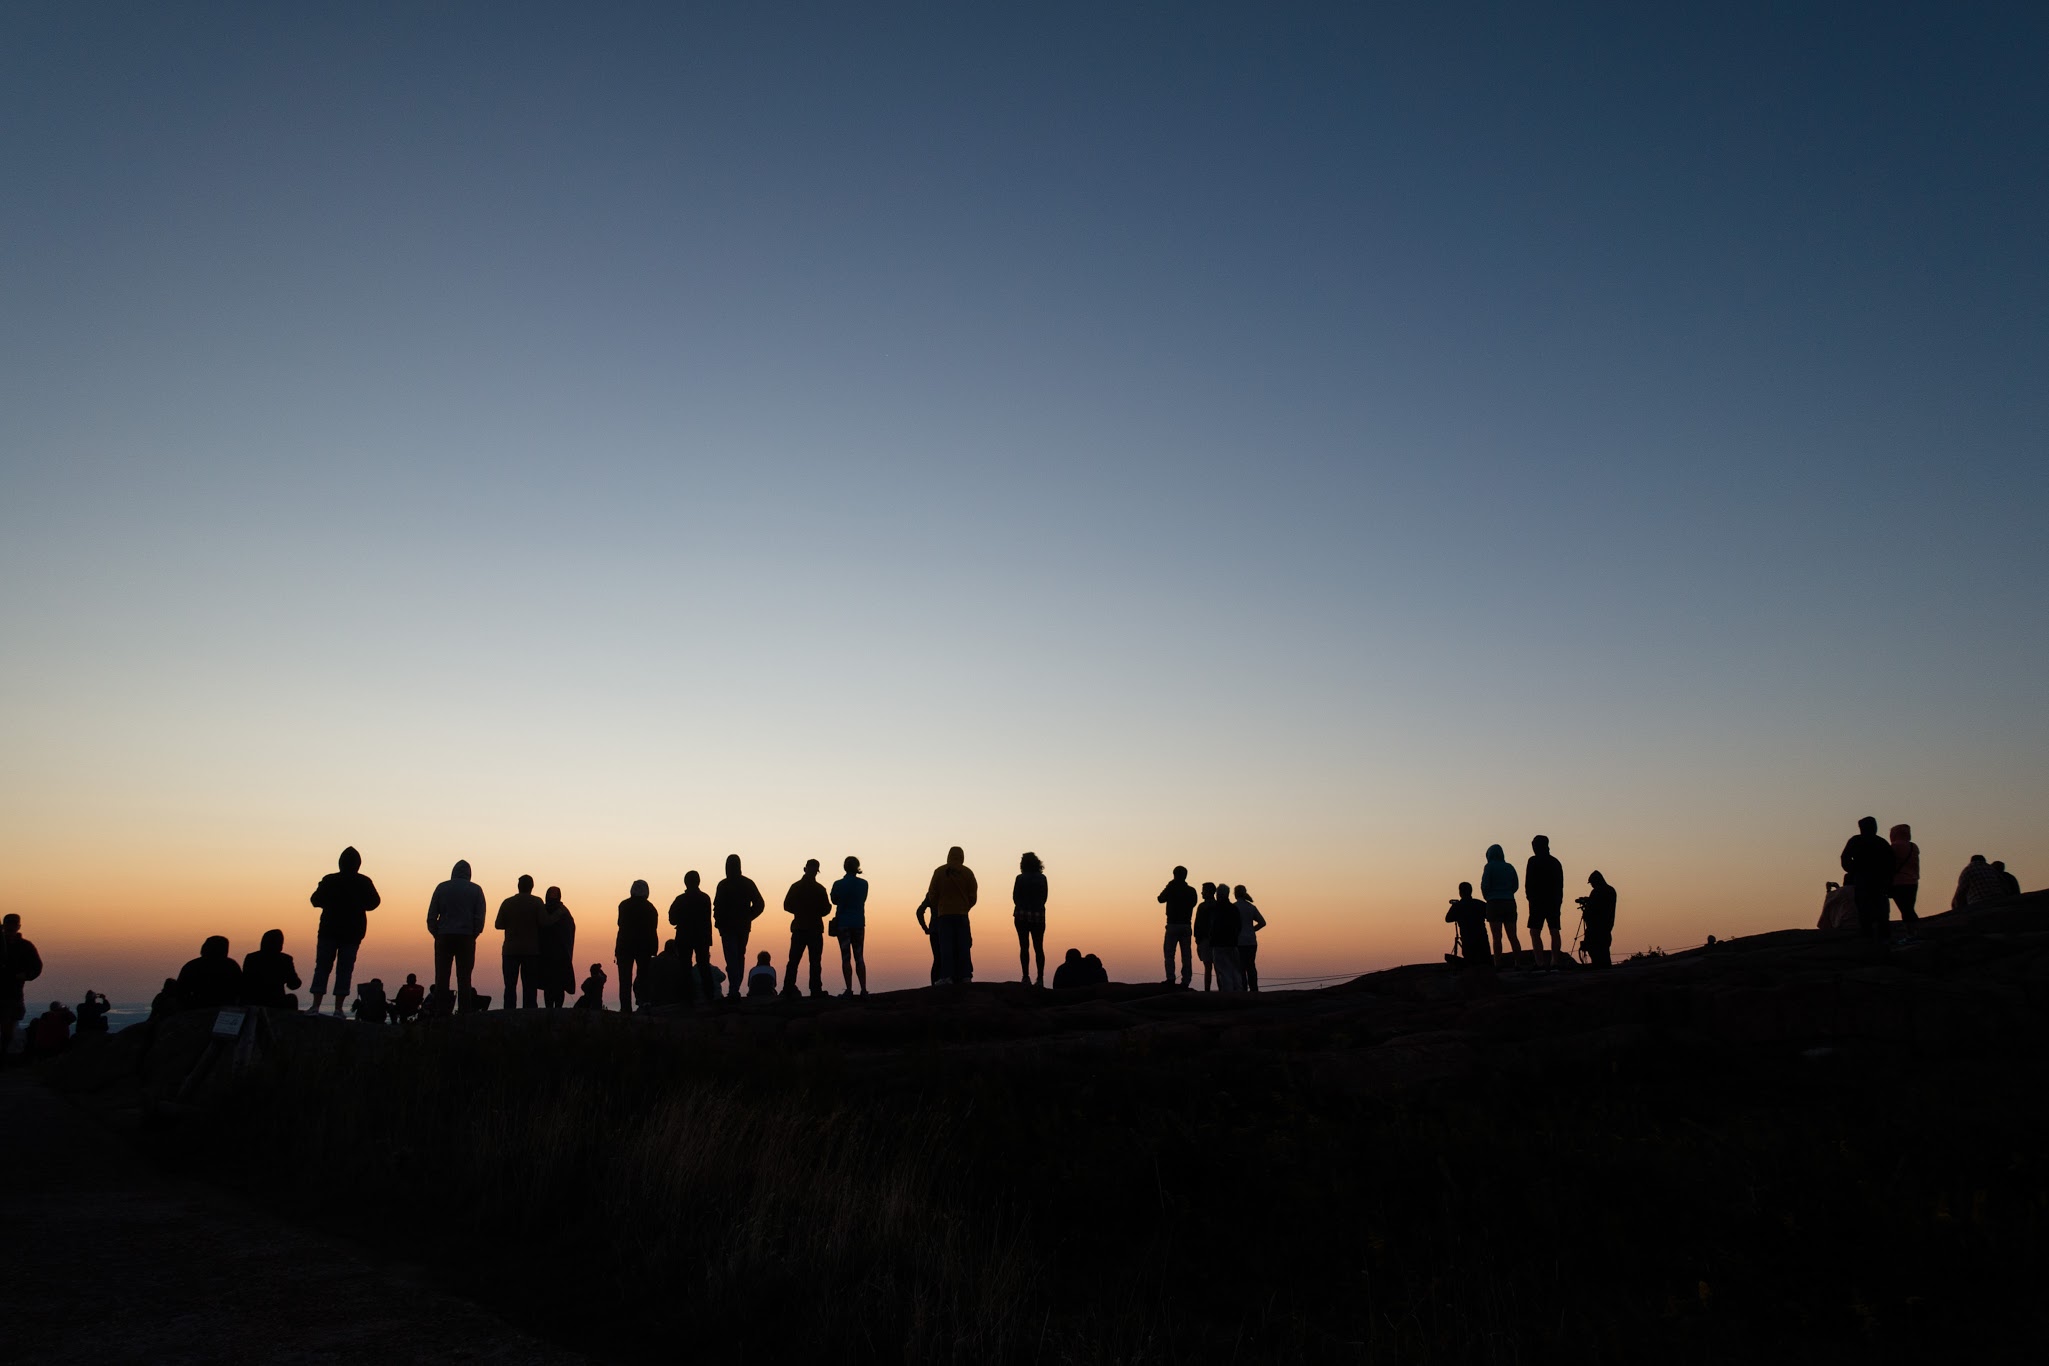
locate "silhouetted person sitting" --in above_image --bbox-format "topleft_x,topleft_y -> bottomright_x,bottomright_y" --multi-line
540,887 -> 576,1009
668,870 -> 715,1004
576,963 -> 608,1011
1159,866 -> 1197,987
392,973 -> 425,1023
1994,860 -> 2021,898
351,979 -> 389,1024
921,846 -> 979,985
831,856 -> 869,997
1193,884 -> 1216,991
147,978 -> 180,1023
1051,948 -> 1089,989
309,845 -> 380,1017
496,875 -> 546,1010
1013,852 -> 1048,987
1579,872 -> 1617,968
1840,817 -> 1897,940
426,859 -> 487,999
1446,883 -> 1492,973
1481,844 -> 1522,967
747,952 -> 778,998
1234,885 -> 1266,991
1952,855 -> 2005,909
783,859 -> 830,997
715,856 -> 766,1001
1525,836 -> 1565,970
616,880 -> 659,1014
421,983 -> 456,1020
241,928 -> 302,1010
175,936 -> 244,1011
76,991 -> 111,1034
1889,824 -> 1921,926
2,913 -> 46,1060
1082,953 -> 1109,985
28,1001 -> 74,1056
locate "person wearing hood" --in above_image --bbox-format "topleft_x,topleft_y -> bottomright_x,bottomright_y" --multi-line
616,880 -> 659,1013
539,887 -> 576,1008
309,846 -> 380,1016
496,874 -> 547,1009
782,860 -> 831,997
668,871 -> 714,1004
1524,837 -> 1565,970
1839,817 -> 1897,940
920,846 -> 979,985
1578,872 -> 1617,968
713,855 -> 766,1001
1480,845 -> 1522,968
1,914 -> 44,1059
426,860 -> 487,999
1888,824 -> 1921,926
175,936 -> 244,1011
241,929 -> 302,1009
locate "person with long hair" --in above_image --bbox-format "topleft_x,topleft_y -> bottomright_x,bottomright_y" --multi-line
1233,885 -> 1267,991
1013,852 -> 1048,987
831,856 -> 869,996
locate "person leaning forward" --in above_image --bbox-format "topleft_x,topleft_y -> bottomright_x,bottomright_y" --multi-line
922,846 -> 978,984
426,860 -> 487,998
496,875 -> 546,1009
713,856 -> 766,1001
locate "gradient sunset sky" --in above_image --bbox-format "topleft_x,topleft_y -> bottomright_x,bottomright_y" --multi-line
4,2 -> 2045,1006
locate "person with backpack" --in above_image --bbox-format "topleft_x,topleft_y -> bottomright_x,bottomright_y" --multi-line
1446,882 -> 1492,973
309,846 -> 380,1017
0,914 -> 43,1060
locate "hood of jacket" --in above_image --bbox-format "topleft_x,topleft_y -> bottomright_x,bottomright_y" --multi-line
339,846 -> 362,873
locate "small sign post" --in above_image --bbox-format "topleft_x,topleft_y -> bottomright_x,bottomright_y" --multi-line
211,1007 -> 247,1039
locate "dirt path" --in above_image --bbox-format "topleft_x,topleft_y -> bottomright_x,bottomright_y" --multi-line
0,1072 -> 586,1366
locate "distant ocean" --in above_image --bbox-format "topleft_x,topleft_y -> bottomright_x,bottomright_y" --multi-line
104,1004 -> 152,1032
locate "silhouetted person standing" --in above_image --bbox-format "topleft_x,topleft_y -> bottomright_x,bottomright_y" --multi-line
426,860 -> 487,1000
831,856 -> 869,996
1840,817 -> 1897,941
496,875 -> 546,1010
241,929 -> 302,1009
1158,867 -> 1197,986
175,936 -> 244,1011
921,846 -> 979,984
783,860 -> 830,997
1013,852 -> 1048,987
1234,885 -> 1267,991
714,855 -> 765,1001
309,846 -> 380,1017
1888,824 -> 1921,926
1208,885 -> 1244,992
668,871 -> 714,1004
539,887 -> 575,1008
1193,884 -> 1217,991
1,914 -> 44,1060
1446,882 -> 1492,973
1480,845 -> 1522,968
1524,836 -> 1565,970
616,880 -> 659,1013
1579,872 -> 1617,968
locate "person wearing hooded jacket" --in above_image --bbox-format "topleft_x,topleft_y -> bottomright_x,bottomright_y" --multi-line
1524,836 -> 1565,970
1479,845 -> 1522,968
713,855 -> 766,1001
426,860 -> 487,998
920,846 -> 979,984
175,936 -> 244,1011
616,880 -> 659,1013
309,846 -> 380,1016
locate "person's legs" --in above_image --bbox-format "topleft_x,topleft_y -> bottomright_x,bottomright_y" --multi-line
434,938 -> 455,992
1215,946 -> 1242,992
1892,884 -> 1920,924
1199,945 -> 1213,991
521,956 -> 541,1009
1241,943 -> 1258,992
1017,925 -> 1032,983
721,928 -> 748,999
1029,925 -> 1045,985
453,937 -> 475,994
1857,887 -> 1892,941
805,928 -> 824,995
850,926 -> 867,992
840,934 -> 856,993
332,940 -> 360,1011
311,935 -> 339,1011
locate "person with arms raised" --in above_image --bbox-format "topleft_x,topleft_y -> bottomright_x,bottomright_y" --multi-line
309,846 -> 380,1017
426,860 -> 486,1004
615,880 -> 659,1013
714,856 -> 766,1001
782,860 -> 830,997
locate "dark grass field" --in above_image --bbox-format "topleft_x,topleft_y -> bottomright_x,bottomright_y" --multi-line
45,900 -> 2049,1364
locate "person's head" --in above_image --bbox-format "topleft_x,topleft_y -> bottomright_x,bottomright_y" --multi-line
755,950 -> 770,966
726,854 -> 742,876
946,845 -> 965,867
844,855 -> 862,875
1589,870 -> 1608,888
631,879 -> 649,899
451,859 -> 471,881
1234,885 -> 1249,901
1532,835 -> 1550,854
1485,844 -> 1504,862
1201,881 -> 1215,898
1020,851 -> 1042,874
1172,865 -> 1188,881
1858,816 -> 1879,835
406,973 -> 418,985
200,935 -> 229,959
338,846 -> 362,873
804,858 -> 821,877
1084,954 -> 1103,968
1064,948 -> 1083,965
1993,860 -> 2007,872
684,869 -> 701,888
1890,823 -> 1911,842
260,928 -> 284,953
589,963 -> 602,976
518,874 -> 535,894
1458,881 -> 1473,898
1216,884 -> 1232,902
1969,854 -> 1987,866
1,913 -> 17,934
545,886 -> 561,904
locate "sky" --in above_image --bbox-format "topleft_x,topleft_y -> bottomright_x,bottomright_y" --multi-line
3,2 -> 2046,1008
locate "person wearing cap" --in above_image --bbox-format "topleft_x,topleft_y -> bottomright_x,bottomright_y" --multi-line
782,859 -> 831,997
